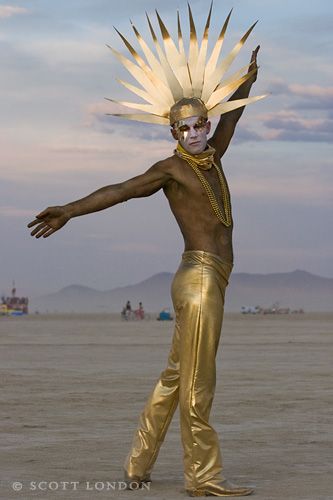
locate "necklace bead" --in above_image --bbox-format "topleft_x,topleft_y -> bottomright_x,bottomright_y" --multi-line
176,145 -> 232,227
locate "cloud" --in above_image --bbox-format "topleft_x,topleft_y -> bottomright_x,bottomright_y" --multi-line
232,126 -> 263,144
289,84 -> 333,100
268,80 -> 333,110
260,80 -> 333,143
261,110 -> 333,143
22,39 -> 107,68
0,6 -> 28,19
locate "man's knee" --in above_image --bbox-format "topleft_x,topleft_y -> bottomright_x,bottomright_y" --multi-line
159,368 -> 179,388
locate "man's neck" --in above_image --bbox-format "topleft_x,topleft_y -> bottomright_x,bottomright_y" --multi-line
175,143 -> 216,170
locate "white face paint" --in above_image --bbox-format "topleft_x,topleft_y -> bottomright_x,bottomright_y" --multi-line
174,116 -> 210,154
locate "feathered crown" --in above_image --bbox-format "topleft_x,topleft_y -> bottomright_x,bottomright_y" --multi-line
106,1 -> 266,125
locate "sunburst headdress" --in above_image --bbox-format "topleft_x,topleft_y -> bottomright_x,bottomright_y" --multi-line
106,2 -> 266,126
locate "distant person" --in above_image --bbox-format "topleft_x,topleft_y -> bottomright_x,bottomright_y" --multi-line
28,5 -> 264,496
121,300 -> 132,320
135,302 -> 144,320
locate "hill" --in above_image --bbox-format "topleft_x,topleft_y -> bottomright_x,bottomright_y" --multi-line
30,270 -> 333,313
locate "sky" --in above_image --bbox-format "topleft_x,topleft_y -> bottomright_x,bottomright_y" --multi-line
0,0 -> 332,297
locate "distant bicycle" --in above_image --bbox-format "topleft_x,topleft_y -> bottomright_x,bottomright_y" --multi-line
121,308 -> 150,320
121,308 -> 135,321
134,308 -> 151,320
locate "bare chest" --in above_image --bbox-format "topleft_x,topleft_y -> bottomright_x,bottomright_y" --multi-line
180,162 -> 231,218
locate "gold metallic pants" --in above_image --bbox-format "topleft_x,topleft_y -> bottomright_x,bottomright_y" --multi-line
124,251 -> 233,490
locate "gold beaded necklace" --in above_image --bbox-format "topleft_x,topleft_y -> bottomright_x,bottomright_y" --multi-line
175,143 -> 232,227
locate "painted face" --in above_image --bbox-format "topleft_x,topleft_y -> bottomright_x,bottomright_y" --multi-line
173,116 -> 210,154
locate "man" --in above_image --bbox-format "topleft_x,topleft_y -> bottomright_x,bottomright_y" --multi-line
28,6 -> 264,496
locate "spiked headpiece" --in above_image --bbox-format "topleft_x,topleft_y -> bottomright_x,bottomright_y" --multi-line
106,2 -> 266,125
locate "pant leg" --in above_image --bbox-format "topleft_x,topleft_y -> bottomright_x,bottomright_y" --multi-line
124,318 -> 181,478
172,251 -> 232,490
124,251 -> 232,488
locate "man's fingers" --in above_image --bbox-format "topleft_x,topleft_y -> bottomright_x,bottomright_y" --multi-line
251,45 -> 260,61
42,227 -> 57,238
249,46 -> 260,75
35,226 -> 52,239
30,222 -> 48,237
27,218 -> 42,228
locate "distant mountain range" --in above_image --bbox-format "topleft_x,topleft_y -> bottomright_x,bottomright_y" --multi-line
30,270 -> 333,313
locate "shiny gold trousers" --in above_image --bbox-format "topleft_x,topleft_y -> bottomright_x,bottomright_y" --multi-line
124,251 -> 233,490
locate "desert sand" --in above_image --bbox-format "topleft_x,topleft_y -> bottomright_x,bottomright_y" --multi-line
1,313 -> 332,500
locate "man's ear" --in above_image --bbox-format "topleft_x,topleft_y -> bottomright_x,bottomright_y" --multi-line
171,127 -> 178,140
206,121 -> 211,134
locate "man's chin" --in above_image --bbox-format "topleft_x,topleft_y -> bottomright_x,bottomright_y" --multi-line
184,145 -> 205,155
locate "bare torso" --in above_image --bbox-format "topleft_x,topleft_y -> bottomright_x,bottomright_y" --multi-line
161,146 -> 233,264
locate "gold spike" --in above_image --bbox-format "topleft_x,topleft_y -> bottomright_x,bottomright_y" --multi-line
108,113 -> 169,125
112,31 -> 173,106
176,11 -> 192,97
146,12 -> 184,101
191,0 -> 212,96
114,26 -> 173,106
187,3 -> 199,84
215,62 -> 251,90
206,68 -> 258,109
131,21 -> 170,92
204,21 -> 257,101
177,10 -> 186,59
205,9 -> 232,81
155,10 -> 192,97
106,44 -> 170,109
207,94 -> 267,118
211,63 -> 252,98
106,98 -> 166,116
114,27 -> 146,69
155,9 -> 173,42
116,78 -> 156,105
202,21 -> 257,103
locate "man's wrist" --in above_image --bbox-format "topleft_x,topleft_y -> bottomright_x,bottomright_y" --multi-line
63,203 -> 76,219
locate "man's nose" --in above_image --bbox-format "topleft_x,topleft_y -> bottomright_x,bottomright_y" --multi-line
189,126 -> 198,137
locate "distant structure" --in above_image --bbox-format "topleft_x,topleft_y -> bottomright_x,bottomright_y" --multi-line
261,302 -> 304,314
241,302 -> 304,315
0,282 -> 29,316
241,305 -> 261,315
157,308 -> 173,321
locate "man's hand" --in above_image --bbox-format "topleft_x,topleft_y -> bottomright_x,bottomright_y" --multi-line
27,206 -> 70,238
249,45 -> 260,83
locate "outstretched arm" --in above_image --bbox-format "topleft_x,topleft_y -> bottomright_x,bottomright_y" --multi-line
28,161 -> 171,238
209,46 -> 260,158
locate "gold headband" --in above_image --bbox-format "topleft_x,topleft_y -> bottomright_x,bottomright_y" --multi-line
169,98 -> 208,126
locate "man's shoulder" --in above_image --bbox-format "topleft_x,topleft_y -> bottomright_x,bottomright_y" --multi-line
154,153 -> 182,173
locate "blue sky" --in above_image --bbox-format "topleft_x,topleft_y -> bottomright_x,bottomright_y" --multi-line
0,0 -> 332,296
